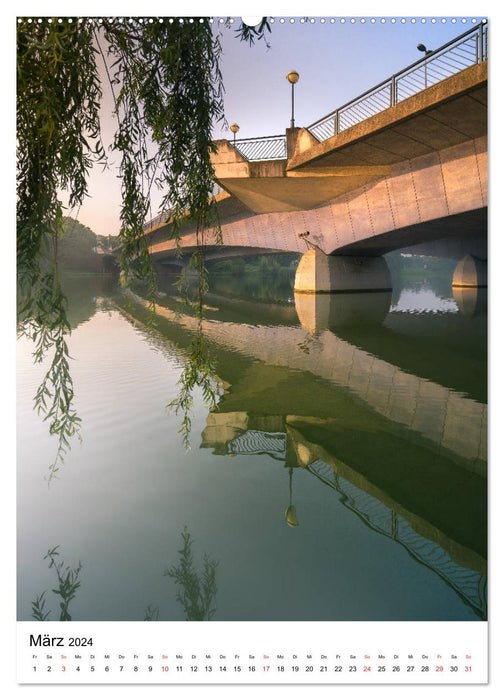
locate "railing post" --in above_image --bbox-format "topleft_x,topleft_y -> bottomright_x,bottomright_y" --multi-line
333,110 -> 340,135
478,23 -> 484,63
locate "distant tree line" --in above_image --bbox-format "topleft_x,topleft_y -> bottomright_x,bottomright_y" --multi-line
58,217 -> 118,271
207,253 -> 300,279
385,251 -> 457,282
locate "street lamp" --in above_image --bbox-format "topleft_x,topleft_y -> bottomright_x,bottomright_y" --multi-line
417,43 -> 432,89
284,467 -> 299,527
230,122 -> 240,144
286,70 -> 300,128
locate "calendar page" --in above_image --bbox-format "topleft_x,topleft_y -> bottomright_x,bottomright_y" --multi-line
14,1 -> 490,692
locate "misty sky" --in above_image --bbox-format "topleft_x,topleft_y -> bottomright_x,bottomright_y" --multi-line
73,16 -> 486,236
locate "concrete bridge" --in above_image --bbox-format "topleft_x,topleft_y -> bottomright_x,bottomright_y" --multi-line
115,289 -> 487,619
125,289 -> 487,472
140,23 -> 487,292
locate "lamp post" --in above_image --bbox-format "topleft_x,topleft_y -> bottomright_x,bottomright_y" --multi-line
230,122 -> 240,144
284,467 -> 299,527
286,70 -> 299,128
417,44 -> 432,89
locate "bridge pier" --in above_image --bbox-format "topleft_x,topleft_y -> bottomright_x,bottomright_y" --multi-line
453,287 -> 487,318
294,247 -> 392,293
294,290 -> 392,333
452,255 -> 487,288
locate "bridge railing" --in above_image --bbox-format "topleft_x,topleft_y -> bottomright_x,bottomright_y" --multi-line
308,21 -> 488,142
308,459 -> 487,619
233,134 -> 287,161
142,183 -> 224,232
143,210 -> 170,231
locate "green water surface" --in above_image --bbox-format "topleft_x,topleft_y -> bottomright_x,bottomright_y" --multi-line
17,272 -> 487,622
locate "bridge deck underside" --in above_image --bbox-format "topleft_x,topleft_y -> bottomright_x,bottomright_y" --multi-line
122,64 -> 488,266
142,94 -> 487,263
338,207 -> 487,259
147,134 -> 487,263
149,206 -> 486,263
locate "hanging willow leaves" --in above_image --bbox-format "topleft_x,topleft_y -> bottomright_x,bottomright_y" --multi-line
100,18 -> 227,436
17,19 -> 103,480
17,17 -> 272,470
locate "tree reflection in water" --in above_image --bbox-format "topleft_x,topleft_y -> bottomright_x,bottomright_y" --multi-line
31,546 -> 82,622
30,530 -> 219,622
18,272 -> 81,483
164,527 -> 219,621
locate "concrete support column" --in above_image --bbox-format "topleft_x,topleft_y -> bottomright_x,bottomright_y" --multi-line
452,254 -> 487,288
294,247 -> 392,293
294,290 -> 392,333
453,287 -> 487,318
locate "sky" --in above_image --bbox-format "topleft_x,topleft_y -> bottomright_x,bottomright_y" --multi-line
73,14 -> 487,237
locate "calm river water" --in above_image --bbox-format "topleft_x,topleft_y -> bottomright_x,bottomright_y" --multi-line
17,271 -> 487,621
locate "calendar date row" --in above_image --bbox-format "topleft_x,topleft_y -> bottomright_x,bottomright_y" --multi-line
33,663 -> 474,674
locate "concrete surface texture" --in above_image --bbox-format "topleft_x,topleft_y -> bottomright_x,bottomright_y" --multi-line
452,254 -> 488,287
141,62 -> 487,290
294,247 -> 392,292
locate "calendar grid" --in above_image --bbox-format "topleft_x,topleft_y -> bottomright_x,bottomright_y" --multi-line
17,621 -> 488,684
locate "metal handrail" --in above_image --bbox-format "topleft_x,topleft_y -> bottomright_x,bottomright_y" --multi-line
143,209 -> 170,231
234,134 -> 287,161
307,460 -> 487,619
142,23 -> 488,228
308,21 -> 487,142
142,183 -> 223,232
235,133 -> 285,141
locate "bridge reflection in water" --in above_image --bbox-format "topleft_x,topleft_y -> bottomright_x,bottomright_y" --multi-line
119,281 -> 487,621
205,423 -> 486,620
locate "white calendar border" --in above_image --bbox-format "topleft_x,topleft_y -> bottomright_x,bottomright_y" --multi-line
5,0 -> 502,697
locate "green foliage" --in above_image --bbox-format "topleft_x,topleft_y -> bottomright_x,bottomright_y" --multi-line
17,20 -> 104,275
17,17 -> 272,461
31,592 -> 50,621
100,17 -> 225,306
164,527 -> 218,621
210,257 -> 246,275
31,546 -> 83,622
144,604 -> 160,621
17,271 -> 81,482
209,253 -> 299,279
97,234 -> 119,250
258,256 -> 281,275
232,17 -> 271,46
57,217 -> 100,270
385,252 -> 457,276
17,19 -> 104,477
168,249 -> 222,449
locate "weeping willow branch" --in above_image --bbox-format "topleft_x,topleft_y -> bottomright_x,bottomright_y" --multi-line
17,19 -> 102,478
18,273 -> 82,482
17,17 -> 272,465
168,223 -> 223,447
